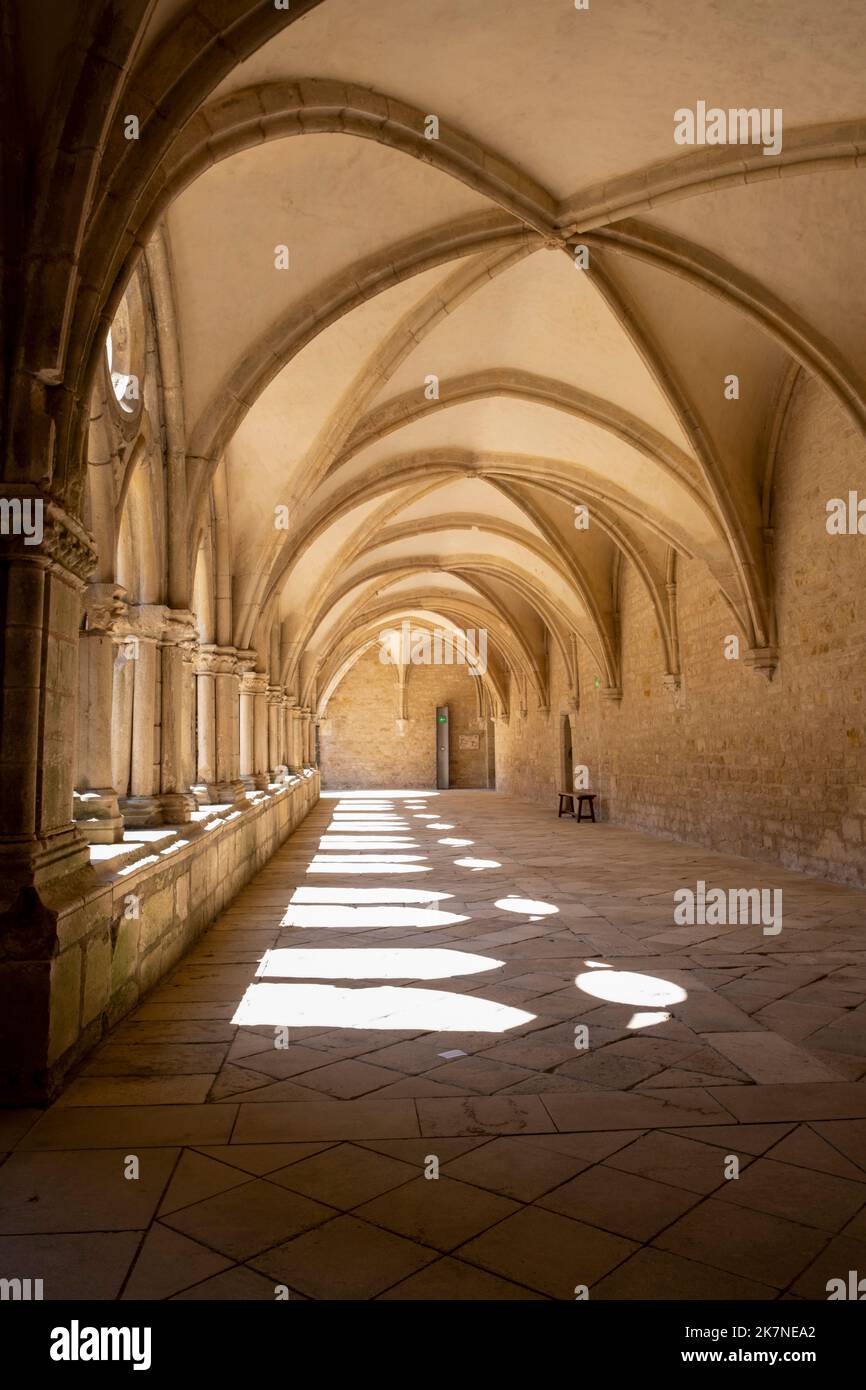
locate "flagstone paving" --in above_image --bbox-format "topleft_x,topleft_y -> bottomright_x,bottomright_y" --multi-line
2,789 -> 866,1300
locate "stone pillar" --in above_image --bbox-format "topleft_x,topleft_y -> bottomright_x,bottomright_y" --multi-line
117,605 -> 164,828
195,648 -> 217,789
301,709 -> 313,767
158,610 -> 198,823
74,583 -> 126,842
123,636 -> 159,826
287,702 -> 301,771
212,647 -> 245,804
267,685 -> 283,777
181,639 -> 198,793
279,698 -> 290,770
253,676 -> 269,786
0,497 -> 99,1099
239,668 -> 257,789
111,635 -> 135,797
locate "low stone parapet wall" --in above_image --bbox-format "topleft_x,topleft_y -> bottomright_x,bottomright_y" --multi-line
1,771 -> 319,1103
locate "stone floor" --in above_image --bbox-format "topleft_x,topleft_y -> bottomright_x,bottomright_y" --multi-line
3,789 -> 866,1301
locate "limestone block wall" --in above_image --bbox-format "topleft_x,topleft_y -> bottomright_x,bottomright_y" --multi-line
496,375 -> 866,887
15,773 -> 320,1103
320,647 -> 489,789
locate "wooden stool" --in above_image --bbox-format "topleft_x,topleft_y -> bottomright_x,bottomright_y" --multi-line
558,791 -> 597,822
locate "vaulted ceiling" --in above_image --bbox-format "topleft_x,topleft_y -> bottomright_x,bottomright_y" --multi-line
137,0 -> 866,717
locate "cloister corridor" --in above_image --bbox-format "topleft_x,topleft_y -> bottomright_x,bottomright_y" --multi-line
4,0 -> 866,1338
3,790 -> 866,1303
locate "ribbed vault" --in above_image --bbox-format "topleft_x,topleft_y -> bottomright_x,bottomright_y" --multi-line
34,0 -> 866,720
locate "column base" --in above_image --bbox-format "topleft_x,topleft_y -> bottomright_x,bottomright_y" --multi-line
0,826 -> 93,904
208,781 -> 248,806
0,840 -> 107,1104
119,795 -> 164,828
73,789 -> 125,843
158,791 -> 198,824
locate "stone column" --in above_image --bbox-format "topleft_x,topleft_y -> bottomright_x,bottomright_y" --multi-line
253,675 -> 269,787
239,666 -> 257,790
301,708 -> 313,767
267,685 -> 283,777
212,647 -> 245,804
117,605 -> 163,828
279,697 -> 289,771
0,498 -> 99,1099
181,639 -> 198,793
287,702 -> 301,771
111,634 -> 135,797
195,647 -> 217,790
74,583 -> 126,843
159,610 -> 198,823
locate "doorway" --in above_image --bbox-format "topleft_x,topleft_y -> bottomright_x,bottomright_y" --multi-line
436,706 -> 449,788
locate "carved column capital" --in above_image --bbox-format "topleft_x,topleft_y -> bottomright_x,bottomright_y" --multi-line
160,608 -> 198,647
0,491 -> 98,584
195,644 -> 239,677
81,582 -> 129,635
242,670 -> 269,696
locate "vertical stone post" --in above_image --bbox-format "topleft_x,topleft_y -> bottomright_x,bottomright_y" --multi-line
159,610 -> 198,822
0,498 -> 101,1100
239,666 -> 257,789
117,605 -> 164,827
74,582 -> 126,842
180,638 -> 198,794
195,647 -> 217,791
111,634 -> 135,798
253,675 -> 269,787
267,685 -> 283,778
287,702 -> 301,771
212,648 -> 245,804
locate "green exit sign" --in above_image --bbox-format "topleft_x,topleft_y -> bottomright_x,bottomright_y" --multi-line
438,714 -> 447,723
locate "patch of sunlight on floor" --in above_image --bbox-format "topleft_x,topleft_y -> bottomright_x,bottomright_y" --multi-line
306,862 -> 432,874
575,969 -> 687,1007
318,836 -> 419,848
257,948 -> 502,980
333,805 -> 399,812
232,982 -> 534,1031
280,905 -> 469,929
310,853 -> 425,863
325,817 -> 414,828
428,822 -> 455,830
454,857 -> 501,870
496,896 -> 559,915
290,887 -> 453,903
331,805 -> 406,812
325,790 -> 437,800
627,1011 -> 672,1029
330,814 -> 409,822
438,837 -> 473,846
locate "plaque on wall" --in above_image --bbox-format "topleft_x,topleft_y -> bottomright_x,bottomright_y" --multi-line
458,733 -> 480,750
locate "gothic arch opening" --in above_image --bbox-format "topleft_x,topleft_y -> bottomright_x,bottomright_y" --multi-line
2,0 -> 865,1322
